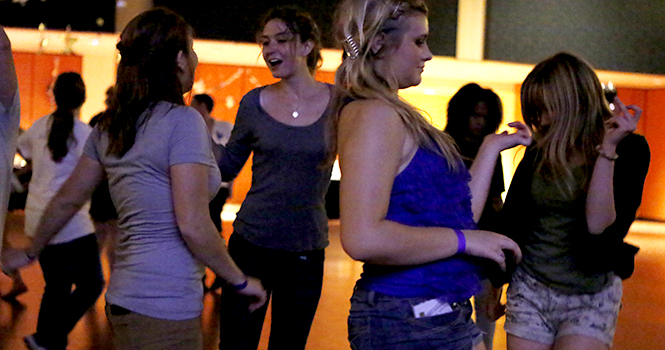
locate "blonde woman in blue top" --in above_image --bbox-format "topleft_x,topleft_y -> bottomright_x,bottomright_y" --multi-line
330,0 -> 531,349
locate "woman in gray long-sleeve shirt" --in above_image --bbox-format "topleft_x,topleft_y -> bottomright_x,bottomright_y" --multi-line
217,6 -> 333,350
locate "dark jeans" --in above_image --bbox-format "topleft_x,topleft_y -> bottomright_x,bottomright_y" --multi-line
219,233 -> 324,350
348,288 -> 482,350
35,234 -> 105,350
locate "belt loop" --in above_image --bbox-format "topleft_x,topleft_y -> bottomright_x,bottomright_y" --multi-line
368,290 -> 375,307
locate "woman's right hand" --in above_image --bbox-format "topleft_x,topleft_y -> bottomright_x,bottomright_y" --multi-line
462,230 -> 522,271
482,121 -> 532,152
237,276 -> 268,312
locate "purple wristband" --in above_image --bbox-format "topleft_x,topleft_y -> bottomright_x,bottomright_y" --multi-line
231,278 -> 248,291
455,229 -> 466,254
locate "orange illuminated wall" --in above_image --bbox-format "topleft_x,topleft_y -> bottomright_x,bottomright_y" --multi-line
615,88 -> 649,218
193,64 -> 335,204
12,52 -> 83,130
640,89 -> 665,220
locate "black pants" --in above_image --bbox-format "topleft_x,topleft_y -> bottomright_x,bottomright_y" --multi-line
219,233 -> 324,350
35,234 -> 105,350
209,187 -> 229,233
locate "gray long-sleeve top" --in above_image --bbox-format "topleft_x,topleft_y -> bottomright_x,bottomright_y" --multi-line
219,86 -> 332,252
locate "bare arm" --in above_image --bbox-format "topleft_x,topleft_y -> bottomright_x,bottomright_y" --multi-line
586,98 -> 640,234
0,26 -> 18,109
30,155 -> 104,254
170,163 -> 266,310
468,122 -> 531,222
338,100 -> 520,268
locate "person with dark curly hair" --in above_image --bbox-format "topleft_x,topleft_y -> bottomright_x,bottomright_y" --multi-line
445,83 -> 506,350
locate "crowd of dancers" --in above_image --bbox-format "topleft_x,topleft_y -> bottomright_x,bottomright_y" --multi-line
0,0 -> 649,349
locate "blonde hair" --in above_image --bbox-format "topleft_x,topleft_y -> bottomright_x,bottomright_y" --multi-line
327,0 -> 461,170
521,52 -> 611,195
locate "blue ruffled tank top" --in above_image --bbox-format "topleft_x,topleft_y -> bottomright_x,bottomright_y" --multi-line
356,147 -> 483,301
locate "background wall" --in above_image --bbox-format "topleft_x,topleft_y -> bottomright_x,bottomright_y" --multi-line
3,1 -> 665,74
485,0 -> 665,74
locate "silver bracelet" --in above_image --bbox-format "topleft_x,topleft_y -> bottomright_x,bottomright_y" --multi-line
596,145 -> 619,161
598,150 -> 618,161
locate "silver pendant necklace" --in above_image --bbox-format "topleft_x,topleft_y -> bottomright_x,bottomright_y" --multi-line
292,99 -> 300,118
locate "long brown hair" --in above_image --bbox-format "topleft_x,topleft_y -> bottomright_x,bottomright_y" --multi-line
329,0 -> 461,170
99,8 -> 193,157
521,52 -> 611,195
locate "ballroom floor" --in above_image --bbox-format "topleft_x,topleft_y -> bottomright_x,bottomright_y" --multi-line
0,211 -> 663,350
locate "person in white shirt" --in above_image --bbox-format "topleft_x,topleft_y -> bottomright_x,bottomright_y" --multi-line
14,72 -> 104,350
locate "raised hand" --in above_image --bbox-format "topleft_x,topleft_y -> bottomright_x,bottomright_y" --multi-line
483,121 -> 532,153
603,97 -> 640,149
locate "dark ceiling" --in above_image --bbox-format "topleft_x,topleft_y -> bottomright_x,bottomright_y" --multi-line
0,0 -> 116,32
0,0 -> 458,57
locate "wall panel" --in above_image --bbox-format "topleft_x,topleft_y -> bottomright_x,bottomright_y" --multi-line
640,89 -> 665,220
12,52 -> 82,130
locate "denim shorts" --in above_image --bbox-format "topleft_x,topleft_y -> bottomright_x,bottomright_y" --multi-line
504,268 -> 622,347
348,288 -> 482,350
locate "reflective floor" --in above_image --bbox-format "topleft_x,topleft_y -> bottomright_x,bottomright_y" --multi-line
0,210 -> 663,349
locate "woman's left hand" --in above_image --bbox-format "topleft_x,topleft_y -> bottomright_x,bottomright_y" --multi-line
603,97 -> 641,149
1,247 -> 35,275
483,121 -> 532,152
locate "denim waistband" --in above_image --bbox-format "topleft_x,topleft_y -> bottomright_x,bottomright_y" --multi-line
353,287 -> 471,309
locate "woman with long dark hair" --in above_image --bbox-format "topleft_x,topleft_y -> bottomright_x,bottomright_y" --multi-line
2,9 -> 266,350
217,5 -> 332,350
15,72 -> 104,350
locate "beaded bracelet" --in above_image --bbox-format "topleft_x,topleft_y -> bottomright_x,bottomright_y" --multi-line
454,229 -> 466,254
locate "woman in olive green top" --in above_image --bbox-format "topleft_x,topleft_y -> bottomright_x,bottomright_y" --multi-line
503,53 -> 649,350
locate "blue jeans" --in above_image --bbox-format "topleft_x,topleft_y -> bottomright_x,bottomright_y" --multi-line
348,288 -> 482,350
35,234 -> 104,350
219,233 -> 324,350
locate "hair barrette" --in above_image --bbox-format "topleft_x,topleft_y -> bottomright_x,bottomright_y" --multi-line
343,34 -> 360,60
391,3 -> 402,18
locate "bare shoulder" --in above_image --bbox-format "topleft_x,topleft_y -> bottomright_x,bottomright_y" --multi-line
338,99 -> 408,165
339,99 -> 404,137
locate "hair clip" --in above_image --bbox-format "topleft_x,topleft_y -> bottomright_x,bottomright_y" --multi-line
343,34 -> 359,60
391,3 -> 402,18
